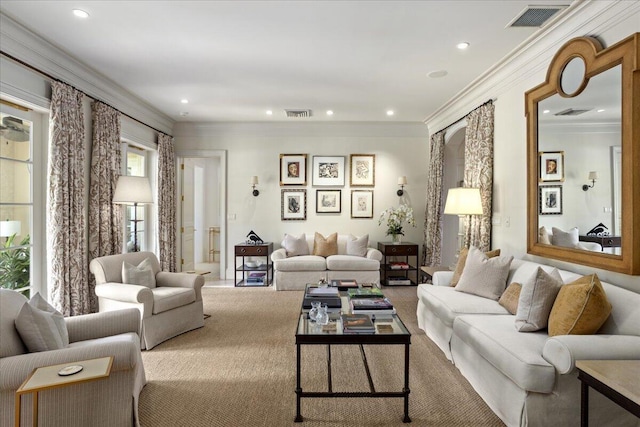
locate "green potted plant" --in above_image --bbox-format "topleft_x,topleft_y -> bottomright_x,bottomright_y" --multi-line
0,234 -> 30,296
378,204 -> 416,244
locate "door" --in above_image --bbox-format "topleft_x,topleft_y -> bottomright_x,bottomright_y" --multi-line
181,160 -> 195,272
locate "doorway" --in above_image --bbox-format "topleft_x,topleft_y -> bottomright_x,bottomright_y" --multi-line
442,123 -> 466,268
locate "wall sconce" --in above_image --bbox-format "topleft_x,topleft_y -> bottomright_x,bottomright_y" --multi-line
397,176 -> 407,196
582,171 -> 598,191
251,176 -> 259,196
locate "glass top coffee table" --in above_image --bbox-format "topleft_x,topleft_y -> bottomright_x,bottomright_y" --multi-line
294,292 -> 411,423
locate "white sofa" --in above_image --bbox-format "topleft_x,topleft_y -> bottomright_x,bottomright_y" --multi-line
271,234 -> 382,290
416,258 -> 640,427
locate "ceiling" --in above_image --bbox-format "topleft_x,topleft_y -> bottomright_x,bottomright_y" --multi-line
0,1 -> 574,123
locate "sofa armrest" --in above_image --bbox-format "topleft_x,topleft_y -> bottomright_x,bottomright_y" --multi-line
156,272 -> 204,301
272,248 -> 287,262
365,248 -> 383,262
432,271 -> 454,286
95,282 -> 153,304
542,334 -> 640,374
65,308 -> 139,343
0,338 -> 139,393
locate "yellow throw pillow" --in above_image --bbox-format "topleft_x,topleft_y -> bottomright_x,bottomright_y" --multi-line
313,232 -> 338,257
538,226 -> 551,245
451,247 -> 501,287
498,282 -> 522,315
548,274 -> 612,337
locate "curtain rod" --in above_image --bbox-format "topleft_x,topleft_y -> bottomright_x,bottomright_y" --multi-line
1,51 -> 172,138
432,98 -> 496,136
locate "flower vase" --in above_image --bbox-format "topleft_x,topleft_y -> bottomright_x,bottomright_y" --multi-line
391,234 -> 402,244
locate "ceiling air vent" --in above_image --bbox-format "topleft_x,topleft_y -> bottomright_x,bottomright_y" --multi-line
554,108 -> 591,116
285,109 -> 312,118
507,5 -> 566,28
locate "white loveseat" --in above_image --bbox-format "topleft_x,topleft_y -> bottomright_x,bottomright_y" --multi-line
271,234 -> 382,290
416,258 -> 640,427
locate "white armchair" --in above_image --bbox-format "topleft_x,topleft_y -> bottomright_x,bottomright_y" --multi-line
89,252 -> 205,350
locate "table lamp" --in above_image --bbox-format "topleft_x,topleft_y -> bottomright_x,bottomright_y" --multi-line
113,176 -> 153,252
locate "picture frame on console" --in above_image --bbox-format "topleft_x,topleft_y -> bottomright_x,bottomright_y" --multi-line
312,156 -> 345,187
538,151 -> 564,182
316,190 -> 341,213
280,154 -> 307,186
349,154 -> 375,186
539,185 -> 562,215
281,189 -> 307,220
350,190 -> 373,218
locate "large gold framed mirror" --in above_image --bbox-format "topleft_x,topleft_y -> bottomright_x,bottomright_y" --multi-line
526,33 -> 639,275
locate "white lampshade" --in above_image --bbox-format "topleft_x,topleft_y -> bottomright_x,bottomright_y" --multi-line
444,188 -> 484,216
588,171 -> 598,181
250,176 -> 259,185
397,176 -> 407,185
0,220 -> 21,237
113,176 -> 153,205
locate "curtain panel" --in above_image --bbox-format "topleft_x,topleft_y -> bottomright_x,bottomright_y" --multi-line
158,133 -> 177,272
463,102 -> 494,252
422,131 -> 445,266
48,81 -> 90,316
88,101 -> 122,311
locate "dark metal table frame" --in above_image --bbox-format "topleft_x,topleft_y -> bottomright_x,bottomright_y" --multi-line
295,314 -> 411,423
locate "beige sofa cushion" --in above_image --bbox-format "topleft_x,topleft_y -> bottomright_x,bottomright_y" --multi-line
274,255 -> 327,272
346,234 -> 369,257
313,232 -> 338,257
451,247 -> 501,287
122,257 -> 156,288
151,287 -> 196,315
498,282 -> 522,315
455,247 -> 513,300
515,267 -> 563,332
282,233 -> 310,257
15,293 -> 68,352
326,254 -> 379,271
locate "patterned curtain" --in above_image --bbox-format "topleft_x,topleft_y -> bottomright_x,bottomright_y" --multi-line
48,81 -> 89,316
462,102 -> 494,252
422,131 -> 445,266
158,133 -> 177,272
88,101 -> 122,311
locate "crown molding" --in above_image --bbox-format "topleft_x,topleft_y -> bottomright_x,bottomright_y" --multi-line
424,0 -> 640,135
0,13 -> 174,135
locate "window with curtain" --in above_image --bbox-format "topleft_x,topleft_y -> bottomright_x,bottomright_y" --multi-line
123,143 -> 156,252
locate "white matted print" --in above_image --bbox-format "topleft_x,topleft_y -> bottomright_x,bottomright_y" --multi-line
280,154 -> 307,186
316,190 -> 341,213
351,190 -> 373,218
539,185 -> 562,215
312,156 -> 345,187
350,154 -> 375,186
538,151 -> 564,182
281,189 -> 307,220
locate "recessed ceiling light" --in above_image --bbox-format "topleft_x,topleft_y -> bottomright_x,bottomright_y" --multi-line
72,9 -> 89,18
543,110 -> 550,114
181,99 -> 189,104
597,109 -> 605,113
266,110 -> 273,115
326,110 -> 334,116
456,42 -> 470,50
386,110 -> 395,116
428,70 -> 448,78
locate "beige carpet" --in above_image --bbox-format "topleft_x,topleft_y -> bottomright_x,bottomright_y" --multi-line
139,287 -> 504,426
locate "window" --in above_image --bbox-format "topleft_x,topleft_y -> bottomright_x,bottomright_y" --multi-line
123,143 -> 154,252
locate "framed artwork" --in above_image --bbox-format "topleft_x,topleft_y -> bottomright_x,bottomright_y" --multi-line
280,154 -> 307,186
349,154 -> 375,186
539,151 -> 564,182
312,156 -> 345,187
350,190 -> 373,218
281,189 -> 307,220
316,190 -> 341,213
539,185 -> 563,215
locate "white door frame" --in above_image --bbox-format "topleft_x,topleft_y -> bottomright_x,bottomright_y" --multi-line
175,149 -> 227,279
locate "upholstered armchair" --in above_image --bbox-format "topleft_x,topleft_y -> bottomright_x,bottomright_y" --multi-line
89,251 -> 205,350
0,289 -> 146,427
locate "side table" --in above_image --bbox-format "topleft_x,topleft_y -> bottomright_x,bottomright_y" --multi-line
15,356 -> 113,427
235,242 -> 273,286
378,242 -> 419,286
420,265 -> 450,284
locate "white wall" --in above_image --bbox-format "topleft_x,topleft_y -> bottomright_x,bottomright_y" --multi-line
173,122 -> 429,278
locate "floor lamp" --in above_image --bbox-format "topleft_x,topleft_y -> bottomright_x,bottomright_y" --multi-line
444,187 -> 484,268
0,220 -> 21,244
113,176 -> 153,252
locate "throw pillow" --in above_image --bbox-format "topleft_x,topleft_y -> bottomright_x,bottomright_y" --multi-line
538,226 -> 551,245
498,282 -> 522,315
515,267 -> 563,332
313,232 -> 338,257
450,247 -> 501,287
281,233 -> 310,257
15,293 -> 68,352
551,227 -> 579,248
122,257 -> 156,288
548,274 -> 612,337
454,246 -> 513,300
346,234 -> 369,257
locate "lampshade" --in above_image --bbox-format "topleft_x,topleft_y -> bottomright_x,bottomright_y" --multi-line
397,176 -> 407,185
444,188 -> 484,216
588,171 -> 598,181
113,176 -> 153,205
250,176 -> 259,185
0,220 -> 21,237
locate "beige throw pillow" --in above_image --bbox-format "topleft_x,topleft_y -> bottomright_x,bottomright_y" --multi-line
346,234 -> 369,257
313,232 -> 338,257
15,293 -> 68,352
498,282 -> 522,315
122,257 -> 156,288
454,246 -> 513,300
450,247 -> 501,287
281,233 -> 310,257
515,267 -> 563,332
538,226 -> 551,245
548,274 -> 611,337
551,227 -> 579,248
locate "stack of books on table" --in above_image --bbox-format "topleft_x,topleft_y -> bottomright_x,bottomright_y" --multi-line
349,297 -> 395,315
303,285 -> 342,311
245,271 -> 266,285
330,279 -> 359,290
347,287 -> 384,299
389,261 -> 410,270
341,313 -> 375,334
386,275 -> 412,286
